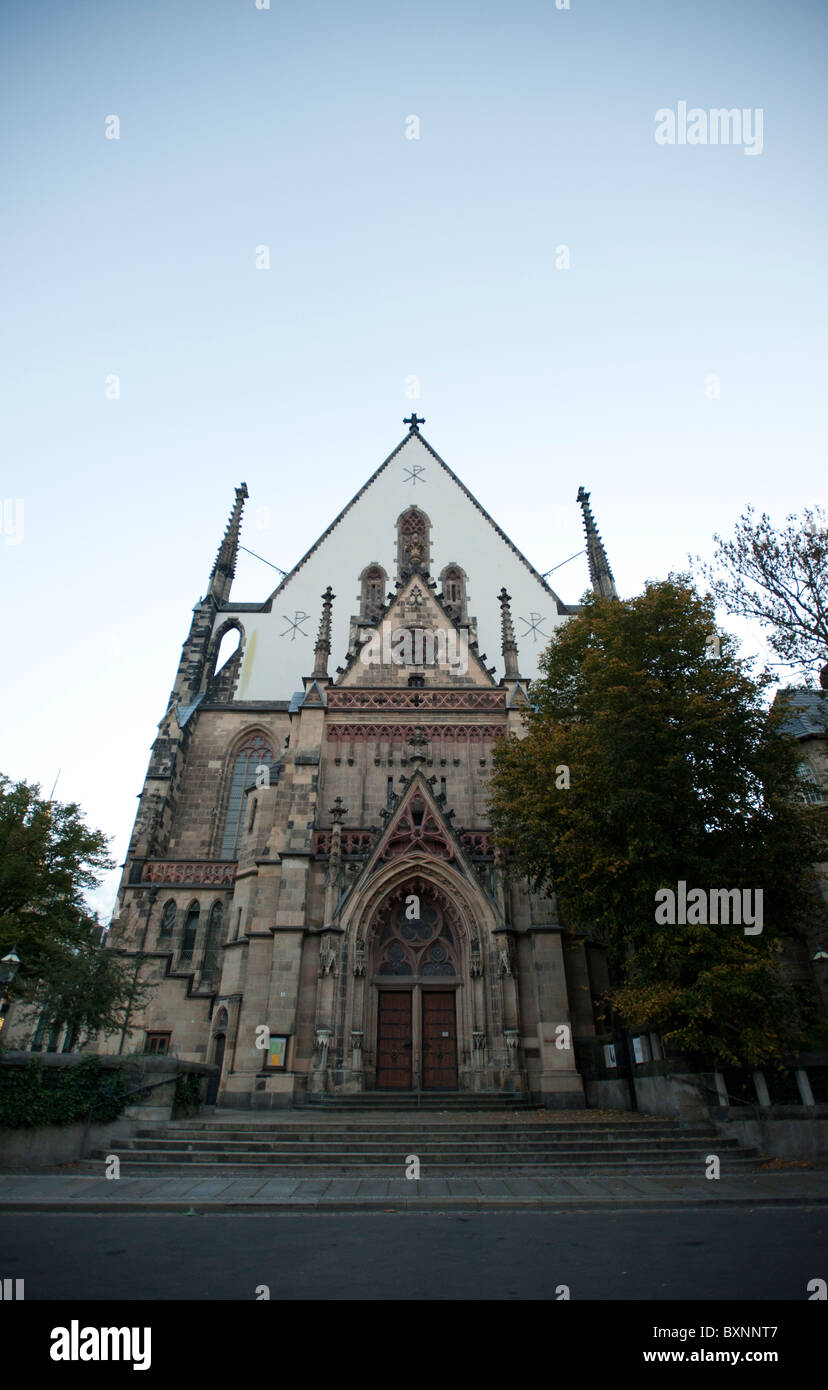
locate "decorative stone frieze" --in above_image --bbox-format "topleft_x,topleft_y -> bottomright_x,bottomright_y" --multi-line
139,861 -> 236,886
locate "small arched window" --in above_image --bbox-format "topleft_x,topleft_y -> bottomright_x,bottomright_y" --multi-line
202,902 -> 224,984
440,564 -> 467,620
222,733 -> 278,859
159,900 -> 176,939
180,902 -> 199,962
360,564 -> 387,621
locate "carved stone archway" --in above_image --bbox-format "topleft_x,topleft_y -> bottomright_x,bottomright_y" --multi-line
332,857 -> 512,1093
364,876 -> 467,1091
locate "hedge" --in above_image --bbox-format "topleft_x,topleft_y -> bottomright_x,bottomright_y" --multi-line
0,1055 -> 130,1129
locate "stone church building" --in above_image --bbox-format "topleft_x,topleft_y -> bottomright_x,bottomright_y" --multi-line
101,418 -> 620,1108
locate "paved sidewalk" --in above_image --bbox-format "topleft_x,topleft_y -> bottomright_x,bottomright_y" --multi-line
1,1169 -> 827,1211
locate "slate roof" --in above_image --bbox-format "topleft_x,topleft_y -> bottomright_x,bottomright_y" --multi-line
773,687 -> 828,741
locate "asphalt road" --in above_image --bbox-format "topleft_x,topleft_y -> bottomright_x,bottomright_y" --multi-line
3,1207 -> 827,1301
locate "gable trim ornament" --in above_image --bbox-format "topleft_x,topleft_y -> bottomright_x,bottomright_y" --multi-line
379,792 -> 455,863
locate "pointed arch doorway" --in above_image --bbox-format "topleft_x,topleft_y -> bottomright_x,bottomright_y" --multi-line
370,878 -> 462,1092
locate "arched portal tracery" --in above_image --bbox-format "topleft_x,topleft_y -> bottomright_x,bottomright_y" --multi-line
370,877 -> 463,978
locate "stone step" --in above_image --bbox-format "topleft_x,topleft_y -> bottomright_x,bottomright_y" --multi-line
122,1136 -> 747,1154
92,1146 -> 760,1166
87,1156 -> 763,1176
155,1117 -> 711,1128
99,1105 -> 762,1178
294,1094 -> 536,1104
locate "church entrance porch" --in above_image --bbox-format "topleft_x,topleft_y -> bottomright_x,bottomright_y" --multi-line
376,987 -> 458,1091
324,867 -> 532,1101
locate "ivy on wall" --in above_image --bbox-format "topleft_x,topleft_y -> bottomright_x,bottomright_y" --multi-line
172,1071 -> 203,1118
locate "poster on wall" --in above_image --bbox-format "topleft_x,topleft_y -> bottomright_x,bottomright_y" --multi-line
268,1035 -> 288,1069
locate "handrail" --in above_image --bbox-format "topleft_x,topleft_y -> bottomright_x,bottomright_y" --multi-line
81,1067 -> 208,1156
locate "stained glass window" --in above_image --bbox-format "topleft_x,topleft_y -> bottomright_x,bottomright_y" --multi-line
221,734 -> 278,858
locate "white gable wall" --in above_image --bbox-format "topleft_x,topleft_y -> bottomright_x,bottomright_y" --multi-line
220,435 -> 573,702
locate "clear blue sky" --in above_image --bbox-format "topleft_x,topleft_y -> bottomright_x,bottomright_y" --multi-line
2,0 -> 826,917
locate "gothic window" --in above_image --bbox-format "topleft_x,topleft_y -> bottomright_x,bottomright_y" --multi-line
375,890 -> 458,977
421,943 -> 454,976
360,564 -> 387,622
159,900 -> 176,939
221,733 -> 279,859
180,902 -> 199,962
440,564 -> 467,621
145,1032 -> 171,1055
202,902 -> 224,984
31,1009 -> 49,1052
397,507 -> 430,578
379,942 -> 412,976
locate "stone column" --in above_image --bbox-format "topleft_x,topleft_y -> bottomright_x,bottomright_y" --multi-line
530,928 -> 584,1109
311,799 -> 346,1091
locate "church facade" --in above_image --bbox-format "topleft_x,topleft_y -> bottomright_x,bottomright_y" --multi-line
101,420 -> 619,1108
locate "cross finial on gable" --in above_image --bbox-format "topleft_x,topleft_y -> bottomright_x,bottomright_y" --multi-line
404,413 -> 425,433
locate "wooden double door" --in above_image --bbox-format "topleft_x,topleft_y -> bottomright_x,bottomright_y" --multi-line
376,990 -> 458,1090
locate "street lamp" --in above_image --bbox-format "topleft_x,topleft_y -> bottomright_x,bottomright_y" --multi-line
0,948 -> 21,1032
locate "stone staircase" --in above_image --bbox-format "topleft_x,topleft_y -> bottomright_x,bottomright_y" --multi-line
90,1104 -> 766,1178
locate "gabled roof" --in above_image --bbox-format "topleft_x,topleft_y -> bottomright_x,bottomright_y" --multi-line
254,428 -> 570,612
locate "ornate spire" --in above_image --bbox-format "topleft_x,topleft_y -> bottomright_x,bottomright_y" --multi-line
313,586 -> 335,677
576,486 -> 617,600
498,588 -> 521,677
208,483 -> 249,604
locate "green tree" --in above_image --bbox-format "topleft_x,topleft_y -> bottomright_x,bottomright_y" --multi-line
488,578 -> 826,1067
23,935 -> 155,1051
698,505 -> 828,683
0,775 -> 152,1047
